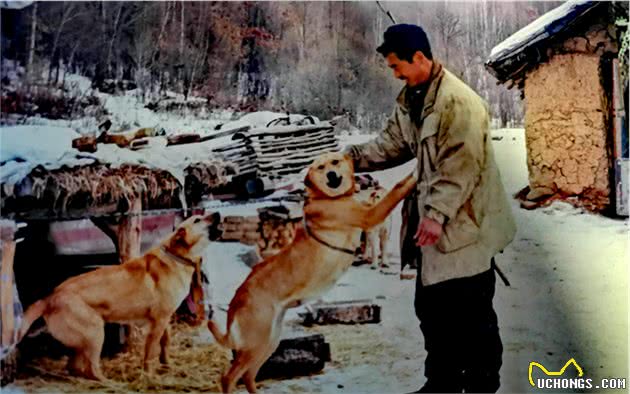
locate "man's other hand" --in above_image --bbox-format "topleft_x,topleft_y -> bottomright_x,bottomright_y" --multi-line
414,217 -> 443,246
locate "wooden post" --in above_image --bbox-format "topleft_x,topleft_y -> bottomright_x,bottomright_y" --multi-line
1,220 -> 17,348
118,199 -> 142,263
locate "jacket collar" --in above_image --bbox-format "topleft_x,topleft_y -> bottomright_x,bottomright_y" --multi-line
396,61 -> 444,120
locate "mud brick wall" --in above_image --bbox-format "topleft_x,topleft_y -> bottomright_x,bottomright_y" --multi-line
524,53 -> 610,210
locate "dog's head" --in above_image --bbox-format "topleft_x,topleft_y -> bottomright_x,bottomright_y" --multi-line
166,212 -> 222,256
304,152 -> 355,199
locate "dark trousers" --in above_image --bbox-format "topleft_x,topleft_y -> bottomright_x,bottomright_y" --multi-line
415,266 -> 502,393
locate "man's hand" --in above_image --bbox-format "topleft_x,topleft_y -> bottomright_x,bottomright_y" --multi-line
414,217 -> 443,247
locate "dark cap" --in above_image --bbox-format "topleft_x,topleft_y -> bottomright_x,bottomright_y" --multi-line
376,24 -> 433,61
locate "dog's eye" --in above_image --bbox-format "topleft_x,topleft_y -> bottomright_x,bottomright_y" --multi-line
317,164 -> 325,170
194,218 -> 201,223
331,159 -> 339,166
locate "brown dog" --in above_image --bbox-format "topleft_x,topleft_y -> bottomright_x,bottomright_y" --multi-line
17,212 -> 222,380
208,152 -> 416,393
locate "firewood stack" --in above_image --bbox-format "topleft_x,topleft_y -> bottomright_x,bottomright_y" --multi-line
211,140 -> 257,178
220,215 -> 261,245
211,122 -> 338,181
184,159 -> 238,206
256,205 -> 302,259
245,123 -> 339,179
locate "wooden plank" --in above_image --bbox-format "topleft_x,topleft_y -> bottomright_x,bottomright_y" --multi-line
239,124 -> 334,138
257,144 -> 340,163
257,141 -> 339,158
200,125 -> 250,142
167,133 -> 201,146
299,300 -> 381,326
252,131 -> 335,146
254,140 -> 338,155
1,237 -> 16,347
117,199 -> 142,263
72,136 -> 98,153
211,141 -> 249,153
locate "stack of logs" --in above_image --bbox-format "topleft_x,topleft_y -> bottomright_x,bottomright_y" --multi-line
219,205 -> 302,259
220,215 -> 261,246
256,206 -> 301,259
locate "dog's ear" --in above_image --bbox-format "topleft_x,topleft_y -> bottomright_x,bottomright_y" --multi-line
304,171 -> 313,189
170,227 -> 189,249
343,153 -> 355,171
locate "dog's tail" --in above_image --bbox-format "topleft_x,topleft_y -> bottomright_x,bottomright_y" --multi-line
17,299 -> 47,342
207,320 -> 233,349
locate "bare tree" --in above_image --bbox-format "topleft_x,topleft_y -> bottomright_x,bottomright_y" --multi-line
105,3 -> 124,79
26,2 -> 37,84
48,1 -> 79,85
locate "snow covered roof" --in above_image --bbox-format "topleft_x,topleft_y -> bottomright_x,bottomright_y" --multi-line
0,1 -> 33,9
485,0 -> 603,85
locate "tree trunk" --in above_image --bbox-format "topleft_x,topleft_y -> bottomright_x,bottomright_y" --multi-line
106,3 -> 124,79
179,0 -> 185,95
26,2 -> 37,84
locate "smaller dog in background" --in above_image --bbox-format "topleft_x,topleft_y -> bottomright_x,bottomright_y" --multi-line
363,187 -> 392,269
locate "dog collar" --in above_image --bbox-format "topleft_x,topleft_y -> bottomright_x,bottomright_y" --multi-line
158,246 -> 199,268
302,217 -> 359,256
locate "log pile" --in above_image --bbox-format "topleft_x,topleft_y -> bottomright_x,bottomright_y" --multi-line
300,300 -> 382,326
220,215 -> 261,245
255,333 -> 331,380
211,140 -> 257,178
184,160 -> 238,206
212,123 -> 339,180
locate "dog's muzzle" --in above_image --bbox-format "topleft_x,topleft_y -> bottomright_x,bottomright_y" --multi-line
326,171 -> 343,189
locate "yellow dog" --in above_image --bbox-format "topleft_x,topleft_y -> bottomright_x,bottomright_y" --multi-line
18,213 -> 222,380
208,152 -> 416,393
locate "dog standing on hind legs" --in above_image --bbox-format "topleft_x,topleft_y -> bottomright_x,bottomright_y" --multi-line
17,213 -> 222,380
207,152 -> 417,393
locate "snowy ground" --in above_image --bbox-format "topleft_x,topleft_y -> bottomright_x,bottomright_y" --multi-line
196,128 -> 628,393
2,81 -> 628,393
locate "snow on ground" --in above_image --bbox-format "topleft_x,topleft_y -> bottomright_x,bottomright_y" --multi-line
197,128 -> 628,393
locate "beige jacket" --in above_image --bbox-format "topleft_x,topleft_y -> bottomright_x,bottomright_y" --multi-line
346,64 -> 516,285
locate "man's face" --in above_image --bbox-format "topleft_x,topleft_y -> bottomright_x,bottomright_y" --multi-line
386,52 -> 429,87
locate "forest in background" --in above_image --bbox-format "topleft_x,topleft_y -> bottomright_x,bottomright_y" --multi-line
1,1 -> 564,129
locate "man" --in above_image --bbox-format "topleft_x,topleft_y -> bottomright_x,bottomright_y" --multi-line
344,24 -> 516,393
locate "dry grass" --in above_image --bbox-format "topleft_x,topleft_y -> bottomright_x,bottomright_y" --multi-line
13,324 -> 231,393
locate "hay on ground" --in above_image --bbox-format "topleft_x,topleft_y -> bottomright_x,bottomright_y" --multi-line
13,323 -> 231,393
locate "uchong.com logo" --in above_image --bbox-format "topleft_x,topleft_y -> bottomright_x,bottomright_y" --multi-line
528,358 -> 627,390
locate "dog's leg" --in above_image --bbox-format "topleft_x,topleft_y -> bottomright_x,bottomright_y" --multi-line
242,306 -> 286,393
45,296 -> 106,380
379,229 -> 389,268
369,231 -> 378,268
222,350 -> 256,393
159,325 -> 170,365
68,351 -> 88,376
144,318 -> 169,372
